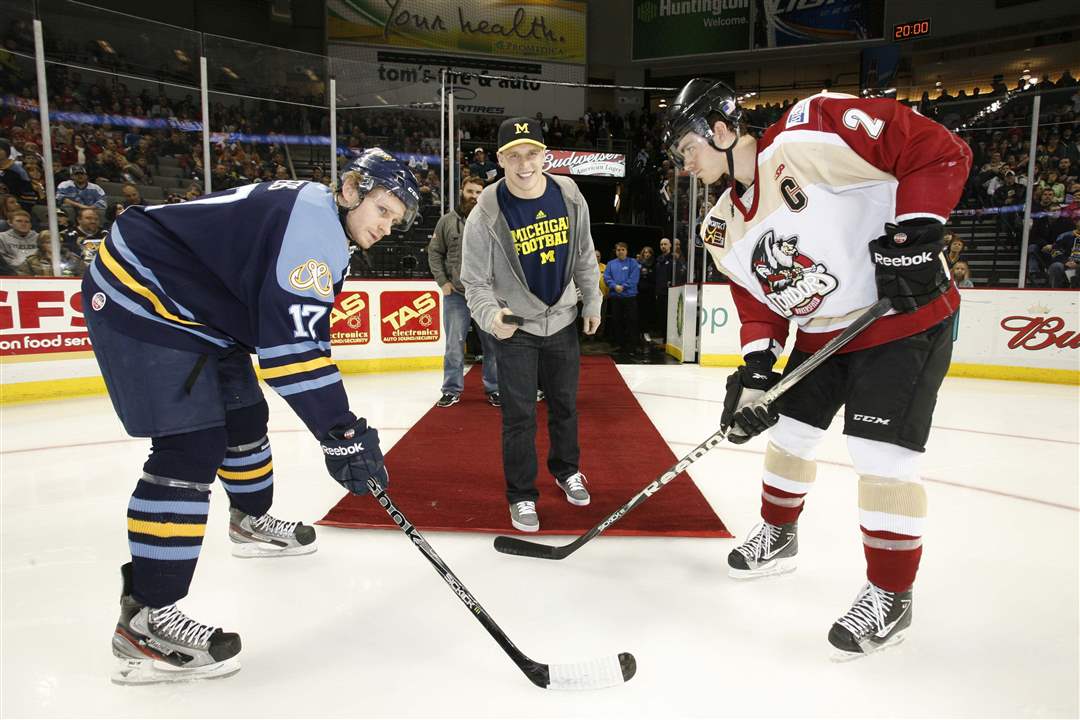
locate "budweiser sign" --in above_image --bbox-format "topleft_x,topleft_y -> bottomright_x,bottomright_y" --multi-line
543,150 -> 625,178
1000,315 -> 1080,351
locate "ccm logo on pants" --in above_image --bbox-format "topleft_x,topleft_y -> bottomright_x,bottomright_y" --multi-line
853,414 -> 892,426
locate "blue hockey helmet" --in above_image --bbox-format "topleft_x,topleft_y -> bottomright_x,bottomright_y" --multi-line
338,148 -> 421,233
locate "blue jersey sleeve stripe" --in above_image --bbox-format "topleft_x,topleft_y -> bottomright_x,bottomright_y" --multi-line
263,364 -> 339,388
109,223 -> 198,321
89,262 -> 233,348
271,371 -> 343,397
257,340 -> 332,359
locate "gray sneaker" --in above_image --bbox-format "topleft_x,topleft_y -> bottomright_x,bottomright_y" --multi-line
509,500 -> 539,532
556,472 -> 590,506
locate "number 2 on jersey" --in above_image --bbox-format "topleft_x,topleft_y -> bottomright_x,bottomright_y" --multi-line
842,108 -> 885,139
288,304 -> 328,339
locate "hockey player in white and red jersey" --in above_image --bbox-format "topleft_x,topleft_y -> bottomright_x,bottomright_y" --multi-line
663,79 -> 972,659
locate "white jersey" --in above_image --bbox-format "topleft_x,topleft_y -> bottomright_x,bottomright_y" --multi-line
699,92 -> 971,357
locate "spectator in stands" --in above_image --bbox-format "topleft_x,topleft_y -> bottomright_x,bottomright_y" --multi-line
604,242 -> 642,352
944,235 -> 966,268
1048,219 -> 1080,288
637,245 -> 657,342
469,148 -> 498,182
56,165 -> 106,223
0,138 -> 35,210
18,230 -> 86,277
951,261 -> 974,289
310,166 -> 329,186
0,194 -> 18,231
0,208 -> 38,269
429,175 -> 499,408
672,238 -> 688,284
654,236 -> 676,337
63,207 -> 107,264
106,183 -> 143,224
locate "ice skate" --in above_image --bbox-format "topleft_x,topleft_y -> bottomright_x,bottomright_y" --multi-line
111,563 -> 241,684
727,521 -> 798,579
828,582 -> 912,661
229,507 -> 317,558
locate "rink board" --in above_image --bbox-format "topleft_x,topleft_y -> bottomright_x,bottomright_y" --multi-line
2,278 -> 1077,404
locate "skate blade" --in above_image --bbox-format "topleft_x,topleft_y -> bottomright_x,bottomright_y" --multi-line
111,657 -> 241,685
829,632 -> 906,663
728,558 -> 797,580
230,542 -> 318,559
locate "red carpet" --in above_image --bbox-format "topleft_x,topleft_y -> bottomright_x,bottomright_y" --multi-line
318,356 -> 731,538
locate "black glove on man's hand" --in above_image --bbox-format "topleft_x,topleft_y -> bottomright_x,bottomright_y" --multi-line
721,351 -> 782,445
868,219 -> 949,313
321,417 -> 388,495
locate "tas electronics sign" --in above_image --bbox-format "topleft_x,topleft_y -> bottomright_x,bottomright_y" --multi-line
0,281 -> 90,357
544,150 -> 625,178
380,291 -> 441,343
330,291 -> 370,346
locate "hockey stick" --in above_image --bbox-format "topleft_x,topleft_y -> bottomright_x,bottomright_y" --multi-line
365,475 -> 637,689
493,297 -> 893,561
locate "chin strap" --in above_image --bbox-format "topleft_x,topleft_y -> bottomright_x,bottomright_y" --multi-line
336,190 -> 364,242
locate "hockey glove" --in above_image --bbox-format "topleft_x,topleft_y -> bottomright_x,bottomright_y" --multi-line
321,417 -> 389,495
868,219 -> 950,314
721,351 -> 782,445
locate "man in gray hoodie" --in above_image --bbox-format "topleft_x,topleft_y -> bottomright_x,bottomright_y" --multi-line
460,117 -> 602,532
428,175 -> 500,407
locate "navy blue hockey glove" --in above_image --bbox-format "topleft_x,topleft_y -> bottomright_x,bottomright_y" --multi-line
321,417 -> 389,495
721,351 -> 782,445
868,219 -> 950,314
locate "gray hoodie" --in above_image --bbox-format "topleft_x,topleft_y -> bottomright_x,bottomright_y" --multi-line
460,173 -> 600,338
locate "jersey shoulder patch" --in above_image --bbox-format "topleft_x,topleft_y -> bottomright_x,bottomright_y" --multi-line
275,183 -> 349,301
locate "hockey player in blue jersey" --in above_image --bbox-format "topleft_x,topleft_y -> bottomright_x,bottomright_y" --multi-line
83,149 -> 420,684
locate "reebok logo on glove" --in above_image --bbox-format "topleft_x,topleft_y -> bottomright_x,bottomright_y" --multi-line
322,442 -> 365,457
873,250 -> 935,267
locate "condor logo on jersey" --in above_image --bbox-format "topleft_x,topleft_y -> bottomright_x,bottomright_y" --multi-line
289,260 -> 333,297
751,229 -> 838,317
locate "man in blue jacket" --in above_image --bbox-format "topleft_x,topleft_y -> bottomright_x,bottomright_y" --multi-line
603,242 -> 642,351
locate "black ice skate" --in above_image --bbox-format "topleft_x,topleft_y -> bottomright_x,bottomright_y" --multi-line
228,507 -> 317,558
727,521 -> 798,579
111,563 -> 241,684
828,582 -> 912,661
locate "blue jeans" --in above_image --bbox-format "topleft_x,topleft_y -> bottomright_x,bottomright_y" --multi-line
442,291 -> 498,395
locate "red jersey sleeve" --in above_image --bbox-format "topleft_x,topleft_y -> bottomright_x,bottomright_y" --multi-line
813,95 -> 972,223
730,283 -> 789,360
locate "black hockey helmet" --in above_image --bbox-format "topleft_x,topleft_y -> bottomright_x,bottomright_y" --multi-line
662,78 -> 743,169
337,148 -> 421,234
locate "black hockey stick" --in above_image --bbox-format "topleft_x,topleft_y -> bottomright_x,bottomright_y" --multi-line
365,475 -> 637,689
493,297 -> 893,561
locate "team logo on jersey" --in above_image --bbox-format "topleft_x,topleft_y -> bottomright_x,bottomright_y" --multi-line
91,292 -> 107,311
702,215 -> 727,248
289,259 -> 333,297
751,229 -> 838,317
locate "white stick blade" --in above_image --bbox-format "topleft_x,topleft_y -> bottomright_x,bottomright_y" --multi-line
546,653 -> 633,690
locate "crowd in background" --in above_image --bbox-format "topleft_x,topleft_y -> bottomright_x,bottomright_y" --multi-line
1,27 -> 1078,286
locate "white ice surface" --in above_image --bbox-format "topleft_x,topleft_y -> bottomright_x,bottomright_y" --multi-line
2,367 -> 1077,718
